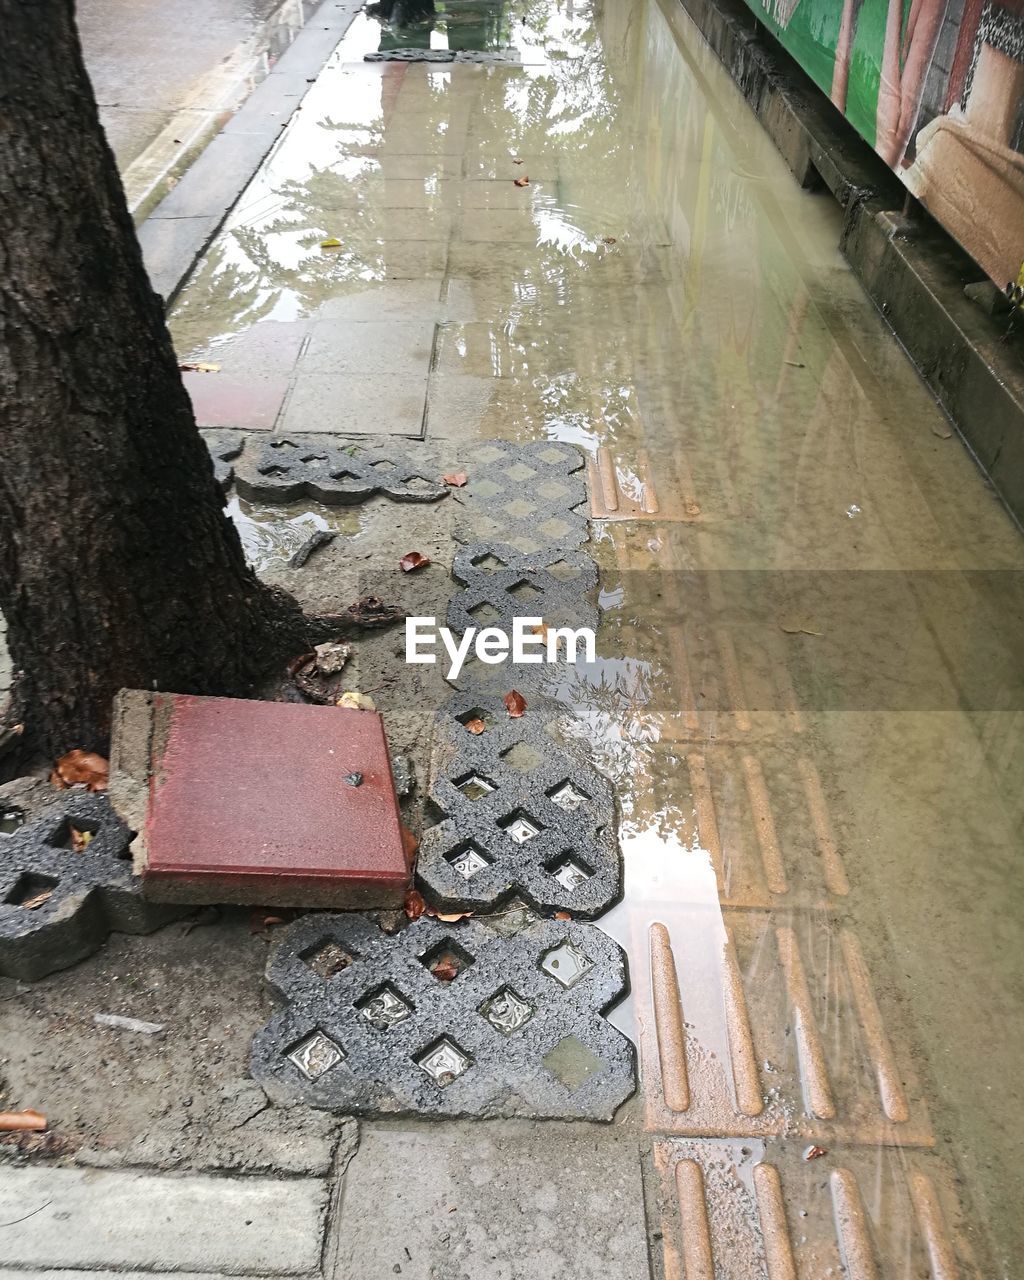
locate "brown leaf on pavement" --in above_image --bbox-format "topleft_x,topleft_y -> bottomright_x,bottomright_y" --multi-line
464,718 -> 486,735
52,749 -> 109,792
503,690 -> 527,717
404,889 -> 427,920
442,471 -> 468,487
601,236 -> 617,245
430,959 -> 459,981
803,1145 -> 828,1161
434,910 -> 473,923
512,157 -> 524,165
513,176 -> 530,187
70,828 -> 93,852
554,911 -> 573,921
0,1110 -> 47,1133
399,551 -> 431,573
177,362 -> 220,373
20,890 -> 53,910
400,824 -> 419,866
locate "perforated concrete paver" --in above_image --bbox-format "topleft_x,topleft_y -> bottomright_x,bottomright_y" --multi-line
0,788 -> 182,981
251,911 -> 634,1121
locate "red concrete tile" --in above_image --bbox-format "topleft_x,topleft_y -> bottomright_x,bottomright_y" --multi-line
117,692 -> 410,908
183,373 -> 288,430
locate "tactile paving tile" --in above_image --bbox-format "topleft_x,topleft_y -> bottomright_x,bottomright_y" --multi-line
232,435 -> 449,504
651,1138 -> 988,1279
630,909 -> 933,1147
418,690 -> 620,918
0,791 -> 183,981
446,541 -> 599,637
250,911 -> 635,1120
450,440 -> 589,553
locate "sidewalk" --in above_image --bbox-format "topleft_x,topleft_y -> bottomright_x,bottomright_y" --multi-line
2,1 -> 1022,1277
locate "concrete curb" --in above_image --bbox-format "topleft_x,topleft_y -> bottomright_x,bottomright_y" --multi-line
670,0 -> 1024,526
137,0 -> 363,306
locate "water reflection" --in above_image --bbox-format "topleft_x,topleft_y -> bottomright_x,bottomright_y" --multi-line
226,495 -> 358,573
366,0 -> 514,54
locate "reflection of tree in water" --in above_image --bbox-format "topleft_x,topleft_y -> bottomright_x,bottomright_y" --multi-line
366,0 -> 511,54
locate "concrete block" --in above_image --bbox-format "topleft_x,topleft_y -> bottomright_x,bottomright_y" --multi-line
110,690 -> 410,908
0,1167 -> 326,1274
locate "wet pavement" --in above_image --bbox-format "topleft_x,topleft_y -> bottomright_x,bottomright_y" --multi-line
60,0 -> 1024,1274
80,0 -> 323,213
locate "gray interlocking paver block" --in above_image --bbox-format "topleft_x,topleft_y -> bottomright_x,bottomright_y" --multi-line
251,911 -> 634,1121
446,541 -> 598,636
233,435 -> 448,504
418,690 -> 619,917
452,439 -> 589,552
201,429 -> 244,490
0,790 -> 182,981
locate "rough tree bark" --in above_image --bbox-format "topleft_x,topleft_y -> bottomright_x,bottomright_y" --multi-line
0,0 -> 311,759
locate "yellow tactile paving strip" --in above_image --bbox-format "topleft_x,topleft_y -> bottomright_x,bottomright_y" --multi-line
652,1141 -> 982,1279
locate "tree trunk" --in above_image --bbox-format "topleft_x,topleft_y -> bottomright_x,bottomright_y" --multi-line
0,0 -> 311,759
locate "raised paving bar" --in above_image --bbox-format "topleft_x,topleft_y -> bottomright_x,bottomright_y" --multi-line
251,911 -> 635,1120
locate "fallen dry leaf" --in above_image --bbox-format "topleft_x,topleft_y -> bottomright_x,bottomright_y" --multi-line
530,622 -> 550,641
779,620 -> 823,637
464,718 -> 486,735
20,890 -> 53,910
442,471 -> 468,487
177,361 -> 220,373
512,157 -> 524,165
430,959 -> 459,982
504,690 -> 527,718
52,749 -> 109,792
320,236 -> 342,248
513,176 -> 530,187
400,824 -> 419,865
337,691 -> 376,711
554,911 -> 573,921
399,551 -> 431,573
70,828 -> 93,852
0,1110 -> 47,1133
404,889 -> 427,921
249,911 -> 287,934
434,910 -> 473,923
601,236 -> 617,245
803,1145 -> 828,1161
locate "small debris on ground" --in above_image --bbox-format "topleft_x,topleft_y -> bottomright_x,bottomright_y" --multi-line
19,888 -> 53,910
513,176 -> 530,187
337,691 -> 376,711
404,889 -> 427,920
290,529 -> 335,568
320,237 -> 342,249
803,1144 -> 828,1161
346,595 -> 400,628
0,1110 -> 47,1133
464,718 -> 486,735
70,827 -> 93,852
344,772 -> 364,787
779,619 -> 823,637
93,1013 -> 166,1036
503,690 -> 527,717
442,471 -> 468,487
51,749 -> 109,791
314,640 -> 353,674
399,551 -> 430,573
177,362 -> 220,373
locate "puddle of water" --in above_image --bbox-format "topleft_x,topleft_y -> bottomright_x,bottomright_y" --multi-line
170,0 -> 1024,1268
0,808 -> 25,836
226,495 -> 358,573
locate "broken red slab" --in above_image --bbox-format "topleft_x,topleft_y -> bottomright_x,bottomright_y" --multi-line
109,690 -> 411,909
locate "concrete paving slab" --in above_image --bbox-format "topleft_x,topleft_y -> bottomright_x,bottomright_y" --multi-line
279,372 -> 428,436
330,1121 -> 650,1280
184,372 -> 289,431
137,214 -> 222,301
303,320 -> 435,377
111,691 -> 409,908
0,1167 -> 326,1273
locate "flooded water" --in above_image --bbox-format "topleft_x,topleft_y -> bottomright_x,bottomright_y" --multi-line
226,495 -> 359,573
170,0 -> 1024,1273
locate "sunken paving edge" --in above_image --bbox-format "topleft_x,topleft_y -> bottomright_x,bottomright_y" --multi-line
418,690 -> 621,919
0,786 -> 184,982
251,911 -> 636,1121
203,432 -> 591,553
